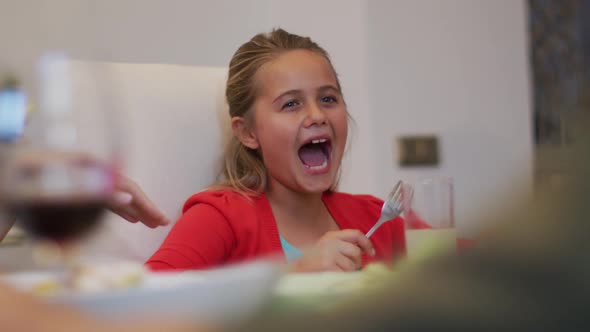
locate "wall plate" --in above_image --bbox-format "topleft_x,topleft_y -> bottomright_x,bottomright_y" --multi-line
397,135 -> 439,167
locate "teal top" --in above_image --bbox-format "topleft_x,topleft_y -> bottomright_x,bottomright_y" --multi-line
279,235 -> 303,262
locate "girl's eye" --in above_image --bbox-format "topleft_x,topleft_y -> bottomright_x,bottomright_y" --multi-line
321,96 -> 337,104
281,100 -> 300,110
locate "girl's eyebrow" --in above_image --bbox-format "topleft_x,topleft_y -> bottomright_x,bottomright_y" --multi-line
318,85 -> 341,94
272,85 -> 341,104
272,89 -> 302,104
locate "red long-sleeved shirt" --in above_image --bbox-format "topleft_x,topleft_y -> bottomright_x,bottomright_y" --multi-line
146,190 -> 406,271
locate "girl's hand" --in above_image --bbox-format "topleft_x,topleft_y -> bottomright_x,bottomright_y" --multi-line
291,229 -> 375,272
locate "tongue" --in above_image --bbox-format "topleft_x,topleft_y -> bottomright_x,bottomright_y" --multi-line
298,144 -> 326,167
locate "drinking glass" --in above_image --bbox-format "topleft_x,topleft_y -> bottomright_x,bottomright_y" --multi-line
0,53 -> 119,250
403,177 -> 456,259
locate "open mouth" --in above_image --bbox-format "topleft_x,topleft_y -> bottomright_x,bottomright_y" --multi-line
297,138 -> 332,171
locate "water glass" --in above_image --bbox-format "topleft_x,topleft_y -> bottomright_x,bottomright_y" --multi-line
403,177 -> 456,259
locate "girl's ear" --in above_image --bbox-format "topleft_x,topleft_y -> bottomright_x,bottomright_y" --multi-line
231,116 -> 259,149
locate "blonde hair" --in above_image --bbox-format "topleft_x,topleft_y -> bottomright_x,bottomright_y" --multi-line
216,28 -> 343,195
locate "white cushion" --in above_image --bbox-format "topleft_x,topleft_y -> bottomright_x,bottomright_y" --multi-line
71,62 -> 229,262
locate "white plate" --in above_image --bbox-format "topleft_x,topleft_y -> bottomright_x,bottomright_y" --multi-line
1,261 -> 280,324
275,271 -> 364,297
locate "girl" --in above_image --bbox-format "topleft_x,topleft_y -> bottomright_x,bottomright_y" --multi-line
146,29 -> 405,272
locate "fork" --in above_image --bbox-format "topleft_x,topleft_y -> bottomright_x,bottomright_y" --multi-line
365,180 -> 411,238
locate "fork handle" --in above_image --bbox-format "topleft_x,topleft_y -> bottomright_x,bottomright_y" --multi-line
365,216 -> 389,238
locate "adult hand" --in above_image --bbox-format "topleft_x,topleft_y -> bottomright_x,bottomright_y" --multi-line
0,219 -> 16,242
291,229 -> 375,272
108,176 -> 171,228
1,176 -> 170,243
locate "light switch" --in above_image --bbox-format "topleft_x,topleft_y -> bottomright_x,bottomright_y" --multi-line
397,135 -> 439,167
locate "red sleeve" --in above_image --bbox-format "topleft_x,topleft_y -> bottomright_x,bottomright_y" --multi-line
145,203 -> 236,271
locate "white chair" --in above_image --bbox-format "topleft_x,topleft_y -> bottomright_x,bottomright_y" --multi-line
71,61 -> 229,262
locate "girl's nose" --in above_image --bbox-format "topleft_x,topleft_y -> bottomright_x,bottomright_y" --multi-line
303,102 -> 327,127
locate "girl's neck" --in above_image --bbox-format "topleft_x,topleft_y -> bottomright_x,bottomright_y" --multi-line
266,186 -> 324,214
265,179 -> 339,247
265,182 -> 326,226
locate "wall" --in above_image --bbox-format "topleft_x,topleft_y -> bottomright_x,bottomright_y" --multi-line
0,0 -> 270,91
0,0 -> 533,236
368,0 -> 533,235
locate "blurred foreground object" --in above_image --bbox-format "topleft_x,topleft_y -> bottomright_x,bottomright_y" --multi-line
0,53 -> 119,264
1,260 -> 279,328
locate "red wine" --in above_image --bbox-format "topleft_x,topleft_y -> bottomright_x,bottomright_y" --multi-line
7,199 -> 106,242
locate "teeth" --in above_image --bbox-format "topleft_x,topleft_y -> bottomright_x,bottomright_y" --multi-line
305,159 -> 328,170
311,138 -> 327,144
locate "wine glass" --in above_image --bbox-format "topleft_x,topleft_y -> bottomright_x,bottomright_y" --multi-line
0,53 -> 119,252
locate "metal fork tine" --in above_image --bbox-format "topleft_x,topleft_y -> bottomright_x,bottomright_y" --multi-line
387,180 -> 403,203
366,180 -> 408,238
388,180 -> 402,197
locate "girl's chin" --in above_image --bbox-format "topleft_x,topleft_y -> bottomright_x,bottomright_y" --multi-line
297,177 -> 335,194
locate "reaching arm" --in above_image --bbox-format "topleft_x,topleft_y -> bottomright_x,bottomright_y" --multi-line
108,175 -> 171,228
0,218 -> 16,242
0,175 -> 170,243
